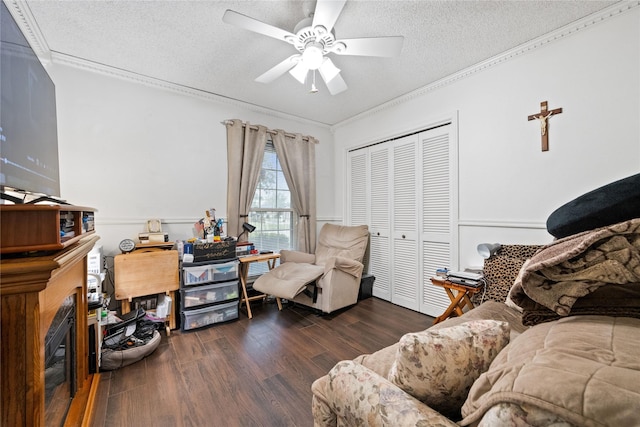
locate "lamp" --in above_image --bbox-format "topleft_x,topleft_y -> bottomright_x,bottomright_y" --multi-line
237,222 -> 256,242
477,243 -> 502,259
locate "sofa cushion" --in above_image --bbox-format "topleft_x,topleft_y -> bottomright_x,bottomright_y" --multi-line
354,301 -> 527,380
387,320 -> 510,419
312,361 -> 459,427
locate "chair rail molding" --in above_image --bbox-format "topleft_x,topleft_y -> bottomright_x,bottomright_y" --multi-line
458,219 -> 547,230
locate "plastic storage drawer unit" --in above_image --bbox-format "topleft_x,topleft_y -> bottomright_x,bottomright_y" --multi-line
209,260 -> 238,282
182,265 -> 211,286
181,280 -> 239,308
181,301 -> 239,331
182,260 -> 238,286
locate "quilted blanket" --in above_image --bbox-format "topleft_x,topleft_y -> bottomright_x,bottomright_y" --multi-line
460,315 -> 640,427
509,218 -> 640,317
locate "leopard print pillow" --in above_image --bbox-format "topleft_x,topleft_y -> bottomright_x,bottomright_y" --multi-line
472,245 -> 543,306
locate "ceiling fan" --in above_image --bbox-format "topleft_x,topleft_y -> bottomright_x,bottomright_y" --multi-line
222,0 -> 404,95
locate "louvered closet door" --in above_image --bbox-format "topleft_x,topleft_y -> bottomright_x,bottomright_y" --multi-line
348,150 -> 369,227
369,144 -> 391,301
391,135 -> 420,311
420,126 -> 453,317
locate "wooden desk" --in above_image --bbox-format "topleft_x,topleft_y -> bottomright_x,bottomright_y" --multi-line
238,253 -> 280,319
430,277 -> 483,324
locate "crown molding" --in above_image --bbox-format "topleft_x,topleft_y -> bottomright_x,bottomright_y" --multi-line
50,52 -> 331,130
5,0 -> 51,62
6,0 -> 330,130
332,0 -> 640,130
6,0 -> 637,132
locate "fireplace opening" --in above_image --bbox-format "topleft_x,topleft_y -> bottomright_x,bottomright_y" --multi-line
44,295 -> 76,426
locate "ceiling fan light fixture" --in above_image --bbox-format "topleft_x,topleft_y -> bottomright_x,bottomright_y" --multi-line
319,58 -> 340,83
289,61 -> 309,84
302,42 -> 324,70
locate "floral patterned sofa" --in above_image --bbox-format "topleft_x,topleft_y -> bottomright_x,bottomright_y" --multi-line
311,220 -> 640,426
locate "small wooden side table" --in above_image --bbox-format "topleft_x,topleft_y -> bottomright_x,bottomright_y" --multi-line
430,277 -> 483,324
238,253 -> 280,319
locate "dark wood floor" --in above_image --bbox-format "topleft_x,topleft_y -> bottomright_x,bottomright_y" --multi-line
91,297 -> 434,427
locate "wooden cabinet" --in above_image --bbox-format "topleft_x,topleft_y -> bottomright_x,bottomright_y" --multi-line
1,234 -> 100,427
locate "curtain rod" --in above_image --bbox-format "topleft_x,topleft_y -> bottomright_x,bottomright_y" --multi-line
221,120 -> 318,144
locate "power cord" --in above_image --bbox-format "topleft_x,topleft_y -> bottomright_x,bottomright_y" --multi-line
478,276 -> 488,305
102,255 -> 120,312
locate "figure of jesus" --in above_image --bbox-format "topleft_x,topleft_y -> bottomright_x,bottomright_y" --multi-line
534,111 -> 553,136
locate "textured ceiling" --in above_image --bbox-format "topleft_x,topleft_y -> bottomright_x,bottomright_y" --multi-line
20,0 -> 619,125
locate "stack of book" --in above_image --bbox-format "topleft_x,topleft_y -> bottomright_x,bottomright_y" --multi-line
236,242 -> 255,256
60,212 -> 76,238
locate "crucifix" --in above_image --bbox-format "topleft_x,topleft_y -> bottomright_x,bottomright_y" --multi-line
527,101 -> 563,151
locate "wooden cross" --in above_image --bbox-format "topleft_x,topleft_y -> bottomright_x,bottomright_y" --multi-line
527,101 -> 562,151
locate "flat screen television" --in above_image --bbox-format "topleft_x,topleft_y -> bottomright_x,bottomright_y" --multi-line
1,2 -> 61,202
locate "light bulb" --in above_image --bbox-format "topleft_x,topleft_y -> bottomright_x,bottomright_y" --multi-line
302,43 -> 324,70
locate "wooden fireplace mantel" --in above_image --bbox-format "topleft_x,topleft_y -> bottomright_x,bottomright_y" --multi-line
1,234 -> 100,427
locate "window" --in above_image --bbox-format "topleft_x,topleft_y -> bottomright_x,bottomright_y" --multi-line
248,141 -> 293,275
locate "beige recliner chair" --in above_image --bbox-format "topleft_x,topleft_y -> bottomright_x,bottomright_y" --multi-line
253,224 -> 369,314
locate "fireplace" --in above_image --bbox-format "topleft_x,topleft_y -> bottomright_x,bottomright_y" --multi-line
44,295 -> 77,426
1,232 -> 99,426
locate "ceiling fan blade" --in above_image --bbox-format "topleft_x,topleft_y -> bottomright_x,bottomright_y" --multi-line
223,10 -> 296,43
323,71 -> 348,95
256,55 -> 301,83
289,61 -> 310,84
312,0 -> 347,33
334,36 -> 404,57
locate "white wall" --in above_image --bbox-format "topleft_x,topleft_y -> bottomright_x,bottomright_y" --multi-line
47,5 -> 640,266
50,62 -> 334,256
333,7 -> 640,269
